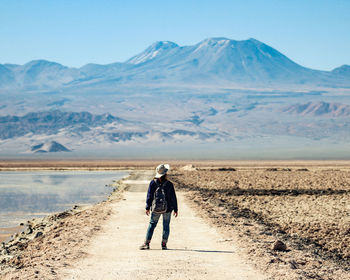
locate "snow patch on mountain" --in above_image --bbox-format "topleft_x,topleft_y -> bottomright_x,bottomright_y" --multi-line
126,41 -> 179,64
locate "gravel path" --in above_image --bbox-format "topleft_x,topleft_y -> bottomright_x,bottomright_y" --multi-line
62,175 -> 264,280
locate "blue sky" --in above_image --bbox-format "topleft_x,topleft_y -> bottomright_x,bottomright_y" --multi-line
0,0 -> 349,70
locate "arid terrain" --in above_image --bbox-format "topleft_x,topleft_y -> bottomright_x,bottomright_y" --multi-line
171,162 -> 350,279
1,161 -> 350,279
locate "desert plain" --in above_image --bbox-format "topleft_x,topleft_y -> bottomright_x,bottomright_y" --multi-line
0,160 -> 350,279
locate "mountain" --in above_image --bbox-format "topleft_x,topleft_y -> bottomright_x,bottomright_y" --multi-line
120,37 -> 349,86
0,60 -> 84,90
332,65 -> 350,77
0,64 -> 15,85
282,101 -> 350,117
0,109 -> 226,145
0,38 -> 349,90
17,60 -> 85,89
1,38 -> 350,158
31,141 -> 71,153
124,38 -> 318,84
0,110 -> 124,140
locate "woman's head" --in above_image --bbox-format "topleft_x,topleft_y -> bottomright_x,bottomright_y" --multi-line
154,164 -> 170,179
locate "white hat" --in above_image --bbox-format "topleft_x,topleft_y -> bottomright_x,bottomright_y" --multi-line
155,164 -> 170,178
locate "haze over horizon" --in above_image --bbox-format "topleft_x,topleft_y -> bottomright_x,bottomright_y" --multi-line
0,0 -> 349,70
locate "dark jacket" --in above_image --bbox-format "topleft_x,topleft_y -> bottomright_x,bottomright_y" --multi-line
146,179 -> 178,213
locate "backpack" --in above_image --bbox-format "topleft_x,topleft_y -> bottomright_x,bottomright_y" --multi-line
152,179 -> 168,214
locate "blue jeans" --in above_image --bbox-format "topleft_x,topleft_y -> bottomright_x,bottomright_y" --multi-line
145,212 -> 171,243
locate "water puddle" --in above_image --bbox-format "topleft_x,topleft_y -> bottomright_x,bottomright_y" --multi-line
0,170 -> 128,240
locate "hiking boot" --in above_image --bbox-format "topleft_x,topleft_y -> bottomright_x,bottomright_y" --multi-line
139,242 -> 150,250
161,242 -> 167,250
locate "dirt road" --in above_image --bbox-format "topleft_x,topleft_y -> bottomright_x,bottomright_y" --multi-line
62,172 -> 264,280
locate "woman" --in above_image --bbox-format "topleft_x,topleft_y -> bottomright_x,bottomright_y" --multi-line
139,164 -> 178,250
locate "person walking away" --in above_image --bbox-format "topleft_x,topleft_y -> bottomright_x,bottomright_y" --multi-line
139,164 -> 178,250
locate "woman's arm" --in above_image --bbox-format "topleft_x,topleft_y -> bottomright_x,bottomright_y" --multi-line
170,182 -> 178,215
145,180 -> 155,211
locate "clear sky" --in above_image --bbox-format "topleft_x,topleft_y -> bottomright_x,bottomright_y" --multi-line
0,0 -> 349,70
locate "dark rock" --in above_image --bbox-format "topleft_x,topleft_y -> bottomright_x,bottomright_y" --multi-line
35,232 -> 43,238
217,168 -> 236,171
26,226 -> 33,235
289,260 -> 298,269
273,240 -> 287,251
17,242 -> 27,250
296,168 -> 309,171
266,168 -> 278,171
50,211 -> 71,221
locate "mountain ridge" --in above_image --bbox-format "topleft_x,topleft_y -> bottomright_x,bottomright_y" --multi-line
0,110 -> 125,140
1,37 -> 349,90
282,101 -> 350,117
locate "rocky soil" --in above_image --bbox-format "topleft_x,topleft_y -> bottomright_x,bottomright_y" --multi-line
171,166 -> 350,280
2,162 -> 350,280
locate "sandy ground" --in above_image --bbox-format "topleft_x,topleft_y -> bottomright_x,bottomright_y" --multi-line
3,161 -> 349,279
62,174 -> 264,280
172,166 -> 350,279
2,159 -> 350,171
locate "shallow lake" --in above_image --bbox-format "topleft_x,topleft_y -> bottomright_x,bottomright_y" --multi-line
0,171 -> 128,229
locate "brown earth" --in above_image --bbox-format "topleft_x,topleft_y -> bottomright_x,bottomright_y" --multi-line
1,159 -> 350,170
1,161 -> 350,279
1,169 -> 264,280
171,165 -> 350,279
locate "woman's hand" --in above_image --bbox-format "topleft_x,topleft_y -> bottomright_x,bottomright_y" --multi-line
173,211 -> 178,217
146,209 -> 150,216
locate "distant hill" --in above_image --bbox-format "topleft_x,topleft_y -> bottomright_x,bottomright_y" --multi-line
0,38 -> 349,90
282,101 -> 350,117
31,141 -> 71,153
0,110 -> 124,140
331,65 -> 350,76
0,110 -> 224,147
